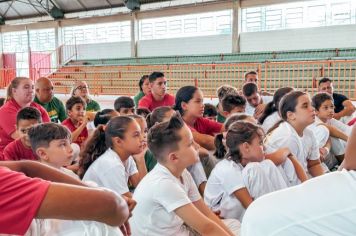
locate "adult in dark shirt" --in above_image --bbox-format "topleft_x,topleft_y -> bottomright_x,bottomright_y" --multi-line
318,77 -> 355,120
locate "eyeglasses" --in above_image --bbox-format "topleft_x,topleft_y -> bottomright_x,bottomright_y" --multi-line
76,86 -> 88,90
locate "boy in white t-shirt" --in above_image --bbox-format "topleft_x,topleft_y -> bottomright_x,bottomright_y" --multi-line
130,116 -> 238,236
28,123 -> 123,236
312,92 -> 351,169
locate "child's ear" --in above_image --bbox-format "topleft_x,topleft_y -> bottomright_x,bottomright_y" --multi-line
167,152 -> 179,162
181,101 -> 188,111
36,148 -> 49,161
286,111 -> 296,121
242,142 -> 250,153
113,136 -> 123,146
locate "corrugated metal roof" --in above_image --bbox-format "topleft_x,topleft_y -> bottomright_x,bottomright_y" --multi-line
0,0 -> 175,21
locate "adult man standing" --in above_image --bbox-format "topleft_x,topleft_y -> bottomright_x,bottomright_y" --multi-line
34,77 -> 67,123
138,71 -> 175,111
318,77 -> 355,121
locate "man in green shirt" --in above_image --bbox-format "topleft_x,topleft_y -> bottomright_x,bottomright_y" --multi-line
34,77 -> 67,123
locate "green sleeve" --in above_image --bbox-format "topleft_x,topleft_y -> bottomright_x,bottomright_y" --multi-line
134,91 -> 144,108
57,99 -> 67,122
144,150 -> 157,172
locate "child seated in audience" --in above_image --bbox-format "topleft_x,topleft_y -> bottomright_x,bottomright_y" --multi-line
93,109 -> 119,127
241,124 -> 356,236
135,107 -> 150,118
203,103 -> 218,121
26,123 -> 124,235
265,91 -> 325,185
216,85 -> 239,123
147,106 -> 209,195
80,116 -> 146,197
221,94 -> 246,118
259,87 -> 294,133
28,123 -> 76,178
130,115 -> 239,236
62,96 -> 90,147
3,107 -> 42,161
311,92 -> 351,169
114,96 -> 135,115
175,86 -> 224,151
205,121 -> 288,222
215,114 -> 307,184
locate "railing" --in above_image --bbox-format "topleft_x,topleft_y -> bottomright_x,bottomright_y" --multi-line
1,59 -> 356,99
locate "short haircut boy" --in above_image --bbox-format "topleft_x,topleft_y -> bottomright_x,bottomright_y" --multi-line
312,92 -> 334,111
16,107 -> 42,125
204,103 -> 218,117
149,72 -> 165,83
318,77 -> 332,86
148,115 -> 184,162
244,71 -> 258,80
216,85 -> 238,101
242,82 -> 258,97
28,123 -> 71,152
114,96 -> 135,112
221,94 -> 246,113
66,96 -> 86,111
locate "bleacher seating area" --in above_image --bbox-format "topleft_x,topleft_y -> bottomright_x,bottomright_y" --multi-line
46,48 -> 356,99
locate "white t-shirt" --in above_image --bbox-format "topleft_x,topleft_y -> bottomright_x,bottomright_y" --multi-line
308,119 -> 330,148
241,170 -> 356,236
130,163 -> 201,236
187,161 -> 207,187
261,111 -> 281,133
245,96 -> 273,116
83,148 -> 138,194
204,159 -> 246,221
328,118 -> 352,136
265,121 -> 320,171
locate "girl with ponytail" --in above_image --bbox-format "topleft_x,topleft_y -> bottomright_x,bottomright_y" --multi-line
80,116 -> 145,197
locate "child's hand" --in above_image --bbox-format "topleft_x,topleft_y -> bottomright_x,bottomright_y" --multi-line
122,195 -> 136,214
132,143 -> 148,163
319,147 -> 329,162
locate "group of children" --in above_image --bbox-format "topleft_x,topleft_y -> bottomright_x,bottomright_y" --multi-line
0,71 -> 355,236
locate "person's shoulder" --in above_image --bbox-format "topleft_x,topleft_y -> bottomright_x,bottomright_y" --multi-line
333,92 -> 348,100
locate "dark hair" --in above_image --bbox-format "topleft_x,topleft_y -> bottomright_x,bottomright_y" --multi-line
136,108 -> 151,118
66,96 -> 86,111
318,77 -> 332,86
16,107 -> 42,125
279,91 -> 306,121
225,121 -> 263,164
312,92 -> 334,111
221,94 -> 246,113
0,97 -> 5,107
7,77 -> 30,100
148,115 -> 184,162
242,82 -> 258,97
149,71 -> 165,83
114,96 -> 134,112
28,123 -> 71,152
244,71 -> 258,80
94,109 -> 116,127
147,106 -> 174,129
174,85 -> 199,115
216,85 -> 238,101
139,75 -> 149,92
203,103 -> 218,117
259,87 -> 294,124
214,113 -> 252,160
79,116 -> 135,179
